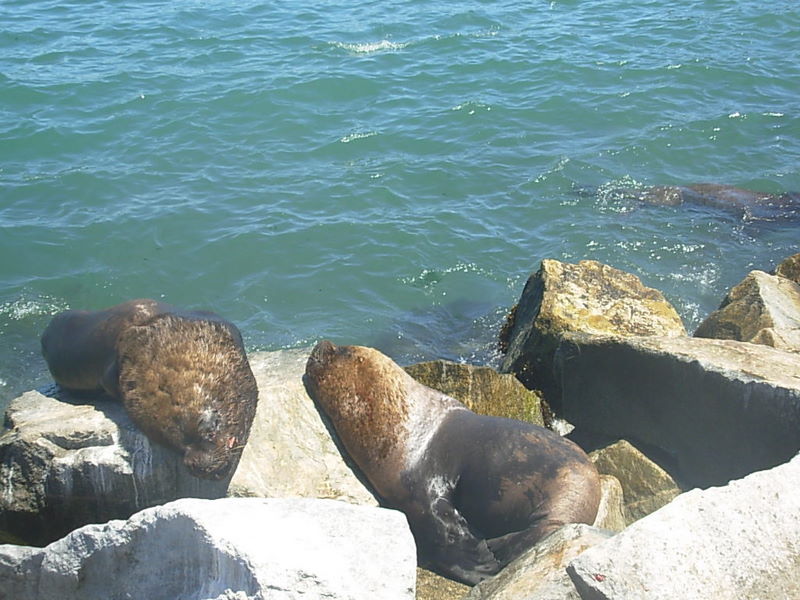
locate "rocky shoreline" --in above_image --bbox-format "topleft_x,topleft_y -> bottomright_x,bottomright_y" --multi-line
1,252 -> 799,599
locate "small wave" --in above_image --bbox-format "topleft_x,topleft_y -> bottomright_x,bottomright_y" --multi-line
595,175 -> 647,205
450,101 -> 491,115
331,39 -> 407,54
339,131 -> 378,144
0,296 -> 70,321
401,263 -> 495,290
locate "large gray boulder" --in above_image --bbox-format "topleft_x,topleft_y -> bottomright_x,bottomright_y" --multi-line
0,389 -> 229,546
228,348 -> 377,505
694,270 -> 800,353
465,524 -> 614,600
555,334 -> 800,487
0,497 -> 417,600
568,453 -> 800,600
0,347 -> 377,546
500,259 -> 685,405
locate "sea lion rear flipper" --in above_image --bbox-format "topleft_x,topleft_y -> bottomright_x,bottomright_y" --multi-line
423,496 -> 500,585
486,514 -> 558,565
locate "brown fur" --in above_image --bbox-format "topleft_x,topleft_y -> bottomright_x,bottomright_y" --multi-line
305,341 -> 409,470
41,299 -> 258,480
304,340 -> 601,585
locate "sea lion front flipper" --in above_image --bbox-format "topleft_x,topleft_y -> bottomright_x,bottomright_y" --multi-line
423,495 -> 500,585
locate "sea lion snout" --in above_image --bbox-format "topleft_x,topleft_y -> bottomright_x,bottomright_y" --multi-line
309,339 -> 337,364
306,340 -> 339,382
183,443 -> 233,480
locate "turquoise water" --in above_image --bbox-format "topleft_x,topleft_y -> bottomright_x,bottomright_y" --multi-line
2,0 -> 799,410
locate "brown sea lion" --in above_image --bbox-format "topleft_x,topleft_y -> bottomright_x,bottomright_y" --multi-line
620,183 -> 800,223
41,299 -> 258,480
304,340 -> 601,585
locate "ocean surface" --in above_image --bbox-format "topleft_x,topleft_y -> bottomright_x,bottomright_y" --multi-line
1,0 -> 798,412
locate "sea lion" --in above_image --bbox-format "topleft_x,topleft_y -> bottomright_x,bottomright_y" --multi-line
611,183 -> 800,223
41,299 -> 258,480
304,340 -> 601,585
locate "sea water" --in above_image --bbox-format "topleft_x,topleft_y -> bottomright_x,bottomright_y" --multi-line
1,0 -> 798,410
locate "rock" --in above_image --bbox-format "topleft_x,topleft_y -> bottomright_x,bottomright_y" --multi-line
591,475 -> 626,533
465,524 -> 614,600
776,252 -> 800,283
568,453 -> 800,600
0,347 -> 378,546
500,259 -> 685,406
590,440 -> 681,524
404,360 -> 545,426
0,497 -> 417,600
555,334 -> 800,488
0,389 -> 229,546
415,568 -> 469,600
694,270 -> 800,353
228,348 -> 377,505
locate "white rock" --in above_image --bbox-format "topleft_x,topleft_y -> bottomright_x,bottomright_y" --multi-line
568,453 -> 800,599
465,524 -> 613,600
0,347 -> 377,546
228,348 -> 377,505
0,389 -> 228,545
0,497 -> 417,600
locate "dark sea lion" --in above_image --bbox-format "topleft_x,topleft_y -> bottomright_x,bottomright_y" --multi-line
41,299 -> 258,480
304,340 -> 601,585
615,183 -> 800,223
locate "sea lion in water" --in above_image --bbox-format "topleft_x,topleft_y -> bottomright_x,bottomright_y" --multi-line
304,340 -> 601,585
612,183 -> 800,223
41,299 -> 258,480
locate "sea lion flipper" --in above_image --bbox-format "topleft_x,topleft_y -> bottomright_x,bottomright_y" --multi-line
486,517 -> 557,565
423,496 -> 500,584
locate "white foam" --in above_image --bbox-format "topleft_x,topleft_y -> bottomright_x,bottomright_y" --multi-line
339,131 -> 378,144
0,296 -> 69,320
332,40 -> 407,55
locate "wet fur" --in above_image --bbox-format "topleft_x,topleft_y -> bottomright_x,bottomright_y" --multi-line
41,299 -> 258,480
305,340 -> 601,585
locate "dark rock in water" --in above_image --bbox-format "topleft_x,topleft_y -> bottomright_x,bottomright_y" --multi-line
568,453 -> 800,600
615,183 -> 800,223
776,252 -> 800,284
694,270 -> 800,353
499,259 -> 685,408
554,334 -> 800,488
404,360 -> 545,426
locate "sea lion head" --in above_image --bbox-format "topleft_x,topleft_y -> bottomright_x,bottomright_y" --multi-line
116,314 -> 258,480
305,340 -> 410,468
